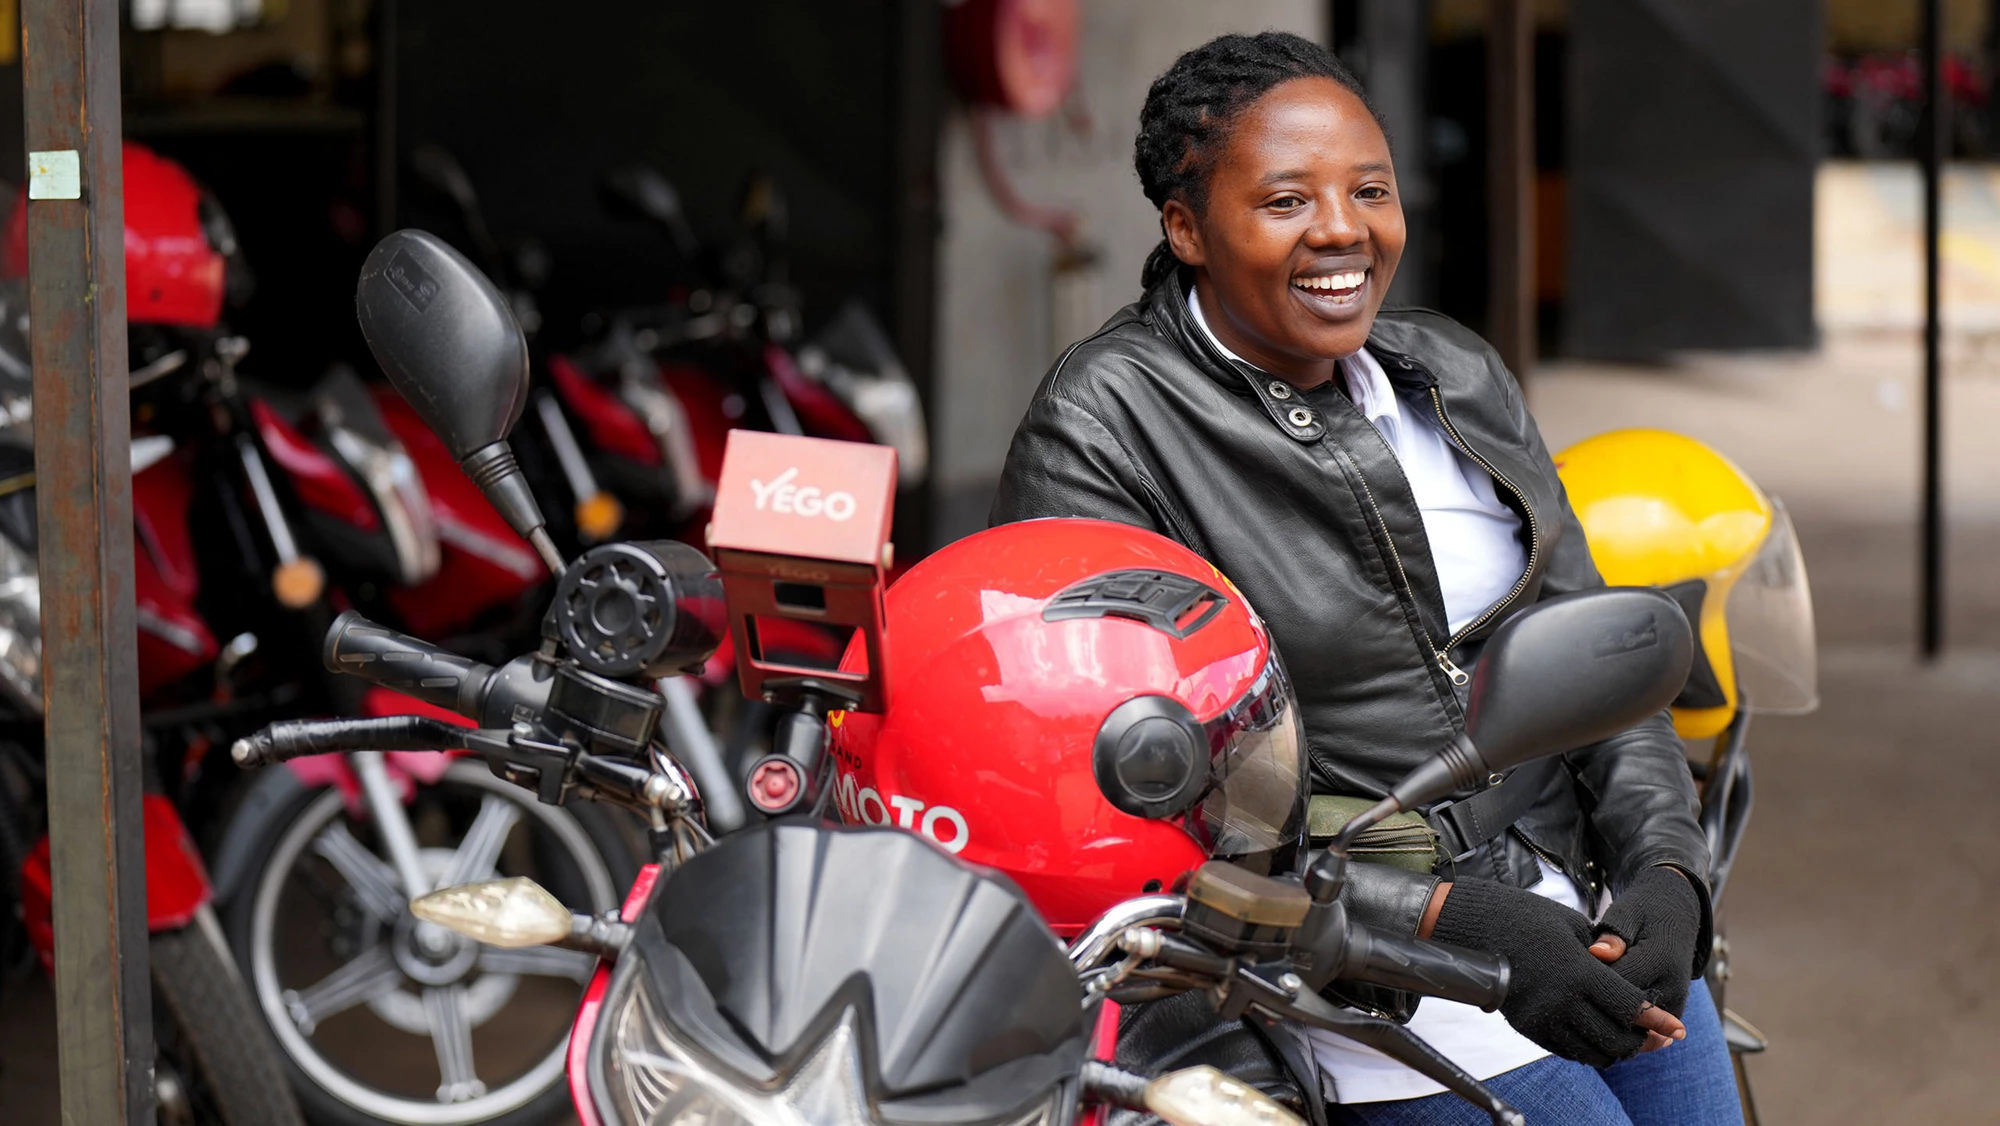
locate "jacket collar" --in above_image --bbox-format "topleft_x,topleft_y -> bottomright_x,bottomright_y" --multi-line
1148,270 -> 1440,448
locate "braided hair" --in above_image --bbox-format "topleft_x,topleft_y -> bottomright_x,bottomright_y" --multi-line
1134,32 -> 1382,291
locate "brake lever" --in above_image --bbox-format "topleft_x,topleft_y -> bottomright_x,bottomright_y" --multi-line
230,715 -> 493,766
1257,985 -> 1525,1126
1101,925 -> 1520,1124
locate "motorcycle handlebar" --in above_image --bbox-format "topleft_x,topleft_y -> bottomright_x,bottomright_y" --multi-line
323,610 -> 497,718
231,715 -> 472,767
1343,926 -> 1510,1013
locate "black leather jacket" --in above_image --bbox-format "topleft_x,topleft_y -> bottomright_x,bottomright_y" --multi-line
991,273 -> 1712,1013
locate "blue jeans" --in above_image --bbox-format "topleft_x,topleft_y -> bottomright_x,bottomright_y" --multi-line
1329,983 -> 1742,1126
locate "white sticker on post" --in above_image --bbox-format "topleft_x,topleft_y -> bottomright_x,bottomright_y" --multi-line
27,150 -> 81,200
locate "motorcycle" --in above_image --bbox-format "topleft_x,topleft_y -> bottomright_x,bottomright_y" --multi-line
208,358 -> 645,1126
1553,428 -> 1821,1126
227,228 -> 1699,1126
562,165 -> 928,771
1,142 -> 647,1126
0,326 -> 307,1126
403,150 -> 924,822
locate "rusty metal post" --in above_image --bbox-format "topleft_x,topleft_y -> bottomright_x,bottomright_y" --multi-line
20,0 -> 152,1122
1486,0 -> 1535,377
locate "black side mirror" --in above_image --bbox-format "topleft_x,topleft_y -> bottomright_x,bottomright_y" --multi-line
409,144 -> 505,279
1465,588 -> 1691,772
1384,588 -> 1693,814
409,144 -> 477,211
601,165 -> 700,263
355,229 -> 561,574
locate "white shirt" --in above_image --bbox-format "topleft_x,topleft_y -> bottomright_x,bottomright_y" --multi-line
1190,288 -> 1572,1102
1187,288 -> 1526,633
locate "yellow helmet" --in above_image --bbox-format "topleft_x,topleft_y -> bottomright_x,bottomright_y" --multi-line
1554,429 -> 1817,739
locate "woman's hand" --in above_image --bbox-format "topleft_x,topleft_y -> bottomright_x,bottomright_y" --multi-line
1421,878 -> 1685,1067
1588,865 -> 1704,1036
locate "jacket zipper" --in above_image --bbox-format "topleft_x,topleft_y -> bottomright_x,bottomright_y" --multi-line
1513,826 -> 1596,897
1336,445 -> 1471,687
1428,387 -> 1541,654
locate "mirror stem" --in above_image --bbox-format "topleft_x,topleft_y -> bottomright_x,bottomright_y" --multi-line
528,527 -> 566,577
1318,736 -> 1493,894
462,441 -> 566,576
1387,735 -> 1492,813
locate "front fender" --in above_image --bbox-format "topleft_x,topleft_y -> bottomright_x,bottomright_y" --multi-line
142,793 -> 211,929
19,794 -> 212,972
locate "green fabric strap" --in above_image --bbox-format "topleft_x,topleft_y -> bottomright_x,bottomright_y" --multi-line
1307,794 -> 1442,876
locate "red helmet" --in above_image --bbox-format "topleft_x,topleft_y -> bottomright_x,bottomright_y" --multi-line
4,142 -> 227,328
829,518 -> 1307,936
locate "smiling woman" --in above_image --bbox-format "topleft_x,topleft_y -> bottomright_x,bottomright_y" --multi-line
1157,74 -> 1403,386
990,30 -> 1741,1126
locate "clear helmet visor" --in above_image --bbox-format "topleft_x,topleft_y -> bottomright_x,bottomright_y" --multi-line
1188,658 -> 1308,862
1727,499 -> 1818,714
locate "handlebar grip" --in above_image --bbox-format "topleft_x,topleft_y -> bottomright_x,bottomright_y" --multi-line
231,716 -> 471,767
1345,927 -> 1510,1013
323,610 -> 495,718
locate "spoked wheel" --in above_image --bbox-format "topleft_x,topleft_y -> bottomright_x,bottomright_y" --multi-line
227,761 -> 626,1126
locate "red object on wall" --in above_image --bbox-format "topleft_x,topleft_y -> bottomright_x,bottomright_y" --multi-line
19,794 -> 212,971
4,142 -> 227,328
945,0 -> 1079,117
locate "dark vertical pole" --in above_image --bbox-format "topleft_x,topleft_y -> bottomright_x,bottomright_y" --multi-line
374,0 -> 398,237
890,0 -> 941,553
1487,0 -> 1535,377
1921,0 -> 1945,657
1365,0 -> 1432,308
20,0 -> 152,1122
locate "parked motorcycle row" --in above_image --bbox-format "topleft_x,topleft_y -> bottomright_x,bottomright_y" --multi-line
2,146 -> 1813,1126
0,143 -> 925,1126
1822,50 -> 1990,159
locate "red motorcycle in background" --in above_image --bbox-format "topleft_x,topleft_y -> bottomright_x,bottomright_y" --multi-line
212,357 -> 639,1126
404,150 -> 929,832
0,143 -> 644,1126
560,163 -> 929,779
1824,50 -> 1988,158
0,144 -> 307,1126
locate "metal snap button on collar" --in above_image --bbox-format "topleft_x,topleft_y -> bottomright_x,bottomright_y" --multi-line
1267,380 -> 1293,400
1287,407 -> 1314,428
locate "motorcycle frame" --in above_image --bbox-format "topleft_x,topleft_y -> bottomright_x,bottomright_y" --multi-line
566,861 -> 665,1126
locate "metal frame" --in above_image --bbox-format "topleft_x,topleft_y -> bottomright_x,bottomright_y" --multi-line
1921,0 -> 1945,657
1485,0 -> 1535,379
20,0 -> 152,1120
889,0 -> 942,554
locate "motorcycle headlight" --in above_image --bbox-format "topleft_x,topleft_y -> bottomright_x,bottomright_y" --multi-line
611,986 -> 868,1126
0,530 -> 41,715
606,986 -> 1058,1126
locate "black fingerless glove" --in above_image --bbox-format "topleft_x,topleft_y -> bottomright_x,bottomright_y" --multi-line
1428,877 -> 1652,1068
1594,866 -> 1703,1017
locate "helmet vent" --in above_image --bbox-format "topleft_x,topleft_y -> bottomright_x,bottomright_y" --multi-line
1043,570 -> 1228,639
